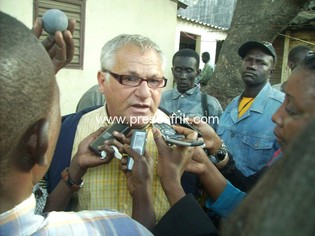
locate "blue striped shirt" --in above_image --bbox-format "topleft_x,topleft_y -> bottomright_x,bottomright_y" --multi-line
0,194 -> 152,236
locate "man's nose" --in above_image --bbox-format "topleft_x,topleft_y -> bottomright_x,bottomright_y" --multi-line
135,80 -> 151,98
247,62 -> 257,70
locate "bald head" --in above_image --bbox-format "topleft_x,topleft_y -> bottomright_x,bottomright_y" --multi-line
0,12 -> 55,166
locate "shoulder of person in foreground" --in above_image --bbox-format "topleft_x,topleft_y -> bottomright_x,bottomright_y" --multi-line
221,117 -> 315,236
153,194 -> 218,236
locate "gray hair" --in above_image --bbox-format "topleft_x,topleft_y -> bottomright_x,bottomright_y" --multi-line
100,34 -> 166,73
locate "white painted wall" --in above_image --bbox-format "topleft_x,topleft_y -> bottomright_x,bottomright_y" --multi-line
1,1 -> 228,115
1,0 -> 178,115
175,17 -> 227,69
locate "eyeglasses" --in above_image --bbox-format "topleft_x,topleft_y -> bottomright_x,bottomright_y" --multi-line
103,70 -> 167,89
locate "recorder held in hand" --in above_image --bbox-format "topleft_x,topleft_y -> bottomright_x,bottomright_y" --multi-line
154,122 -> 204,147
127,130 -> 147,170
89,123 -> 131,158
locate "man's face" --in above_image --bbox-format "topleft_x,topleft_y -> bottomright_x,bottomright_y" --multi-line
172,56 -> 199,93
241,48 -> 274,87
272,67 -> 315,150
201,55 -> 208,63
100,45 -> 164,128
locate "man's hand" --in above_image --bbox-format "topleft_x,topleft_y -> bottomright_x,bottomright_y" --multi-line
185,146 -> 211,176
187,118 -> 222,154
121,146 -> 153,196
32,17 -> 75,73
154,125 -> 197,182
120,144 -> 155,230
153,125 -> 197,206
68,126 -> 127,183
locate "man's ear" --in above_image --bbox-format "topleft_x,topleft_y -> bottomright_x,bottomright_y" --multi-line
270,67 -> 275,75
97,70 -> 106,94
16,118 -> 49,171
288,61 -> 295,70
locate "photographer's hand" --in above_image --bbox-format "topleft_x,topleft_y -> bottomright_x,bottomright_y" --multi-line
153,126 -> 197,206
187,118 -> 222,154
120,145 -> 155,230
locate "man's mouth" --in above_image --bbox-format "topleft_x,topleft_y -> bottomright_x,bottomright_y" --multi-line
131,104 -> 150,108
243,72 -> 256,77
130,104 -> 151,112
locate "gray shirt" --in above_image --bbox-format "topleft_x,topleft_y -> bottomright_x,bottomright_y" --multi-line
159,86 -> 222,130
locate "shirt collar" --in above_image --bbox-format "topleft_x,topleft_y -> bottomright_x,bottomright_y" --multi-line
171,86 -> 199,99
0,194 -> 44,236
239,82 -> 272,114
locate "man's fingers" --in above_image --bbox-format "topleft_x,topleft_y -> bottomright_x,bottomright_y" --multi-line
173,125 -> 198,140
67,18 -> 76,34
42,35 -> 56,53
152,127 -> 170,153
62,30 -> 75,62
123,144 -> 143,162
53,31 -> 66,61
32,17 -> 42,38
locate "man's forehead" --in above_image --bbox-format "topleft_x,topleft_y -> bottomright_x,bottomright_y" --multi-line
174,56 -> 197,65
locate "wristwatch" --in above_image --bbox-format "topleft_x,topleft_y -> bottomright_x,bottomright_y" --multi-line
61,168 -> 84,192
207,141 -> 228,165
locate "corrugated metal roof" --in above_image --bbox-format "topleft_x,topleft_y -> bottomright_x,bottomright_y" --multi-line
177,14 -> 228,30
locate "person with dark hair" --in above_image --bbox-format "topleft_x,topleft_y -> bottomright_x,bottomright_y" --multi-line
0,11 -> 152,235
159,48 -> 222,130
196,51 -> 214,87
221,118 -> 315,236
273,44 -> 311,91
117,51 -> 315,235
142,51 -> 315,235
287,45 -> 312,70
217,41 -> 284,178
185,50 -> 315,216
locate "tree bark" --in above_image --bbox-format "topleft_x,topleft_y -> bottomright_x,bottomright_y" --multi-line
203,0 -> 312,109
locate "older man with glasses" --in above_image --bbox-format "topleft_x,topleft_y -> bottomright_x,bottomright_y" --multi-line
46,34 -> 174,221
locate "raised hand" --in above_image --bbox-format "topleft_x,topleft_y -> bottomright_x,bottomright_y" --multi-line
32,17 -> 75,73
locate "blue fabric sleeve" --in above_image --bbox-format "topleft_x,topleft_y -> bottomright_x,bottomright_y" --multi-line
205,181 -> 246,217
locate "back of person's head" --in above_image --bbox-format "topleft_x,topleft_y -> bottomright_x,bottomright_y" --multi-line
201,52 -> 210,62
297,50 -> 315,71
288,45 -> 312,70
0,12 -> 55,172
221,115 -> 315,235
100,34 -> 166,72
172,48 -> 200,68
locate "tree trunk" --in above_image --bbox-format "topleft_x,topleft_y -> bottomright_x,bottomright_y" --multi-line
203,0 -> 312,109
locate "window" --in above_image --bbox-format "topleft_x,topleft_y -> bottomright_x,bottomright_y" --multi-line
34,0 -> 86,69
